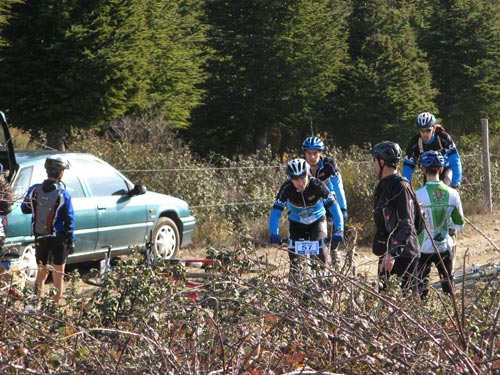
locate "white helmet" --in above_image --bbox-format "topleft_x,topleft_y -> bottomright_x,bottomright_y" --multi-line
286,158 -> 310,179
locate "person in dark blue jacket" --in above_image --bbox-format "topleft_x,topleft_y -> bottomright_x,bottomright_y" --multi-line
402,112 -> 462,189
21,155 -> 75,308
269,158 -> 344,281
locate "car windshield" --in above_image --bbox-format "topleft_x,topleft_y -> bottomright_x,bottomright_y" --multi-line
12,165 -> 33,202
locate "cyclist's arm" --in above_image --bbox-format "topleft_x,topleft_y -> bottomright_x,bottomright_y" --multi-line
20,185 -> 37,214
324,196 -> 343,232
449,189 -> 465,229
388,184 -> 416,255
446,146 -> 462,187
269,205 -> 284,235
402,157 -> 416,182
330,174 -> 347,211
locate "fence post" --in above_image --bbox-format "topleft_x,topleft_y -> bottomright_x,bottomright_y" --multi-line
481,118 -> 492,211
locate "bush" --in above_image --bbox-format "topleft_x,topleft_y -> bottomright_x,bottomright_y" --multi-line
65,119 -> 500,247
2,247 -> 499,374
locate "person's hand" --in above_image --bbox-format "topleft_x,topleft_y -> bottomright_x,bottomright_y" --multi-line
379,253 -> 395,273
270,234 -> 282,244
331,230 -> 343,243
66,242 -> 75,255
448,228 -> 456,237
389,243 -> 405,257
341,208 -> 348,221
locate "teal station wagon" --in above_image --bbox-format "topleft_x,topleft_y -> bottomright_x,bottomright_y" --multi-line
0,113 -> 196,283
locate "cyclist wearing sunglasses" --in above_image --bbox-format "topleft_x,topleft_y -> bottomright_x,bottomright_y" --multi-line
402,112 -> 462,189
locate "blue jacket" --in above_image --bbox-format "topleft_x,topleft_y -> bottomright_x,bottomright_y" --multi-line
402,128 -> 462,187
312,156 -> 347,212
269,177 -> 343,236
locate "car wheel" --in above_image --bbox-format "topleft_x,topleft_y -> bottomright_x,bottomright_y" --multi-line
20,244 -> 38,287
151,217 -> 180,261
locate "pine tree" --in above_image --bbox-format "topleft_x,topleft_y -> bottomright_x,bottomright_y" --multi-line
142,0 -> 208,128
0,0 -> 151,148
322,0 -> 437,147
189,0 -> 349,156
0,0 -> 207,148
419,0 -> 500,134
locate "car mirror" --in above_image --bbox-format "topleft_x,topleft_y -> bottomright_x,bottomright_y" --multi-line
130,184 -> 147,196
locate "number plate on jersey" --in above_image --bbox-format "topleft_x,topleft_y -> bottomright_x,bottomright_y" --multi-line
295,240 -> 319,255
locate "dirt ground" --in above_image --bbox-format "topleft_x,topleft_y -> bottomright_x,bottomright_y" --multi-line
352,208 -> 500,278
179,208 -> 500,282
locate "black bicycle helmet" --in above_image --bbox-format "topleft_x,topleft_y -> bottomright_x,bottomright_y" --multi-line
371,141 -> 402,167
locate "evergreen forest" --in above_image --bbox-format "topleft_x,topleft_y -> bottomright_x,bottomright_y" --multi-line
1,0 -> 500,155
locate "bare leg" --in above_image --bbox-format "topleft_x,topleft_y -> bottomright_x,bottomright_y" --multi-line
51,263 -> 66,305
35,265 -> 49,308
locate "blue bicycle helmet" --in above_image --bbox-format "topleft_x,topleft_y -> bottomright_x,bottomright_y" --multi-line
286,158 -> 310,179
419,150 -> 445,168
302,136 -> 325,151
416,112 -> 437,129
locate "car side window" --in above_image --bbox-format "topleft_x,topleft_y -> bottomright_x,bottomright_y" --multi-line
72,158 -> 130,197
60,168 -> 86,199
12,166 -> 33,201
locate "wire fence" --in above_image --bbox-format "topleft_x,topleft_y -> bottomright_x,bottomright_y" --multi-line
118,149 -> 500,212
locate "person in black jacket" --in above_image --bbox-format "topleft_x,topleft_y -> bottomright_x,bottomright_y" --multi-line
371,141 -> 421,293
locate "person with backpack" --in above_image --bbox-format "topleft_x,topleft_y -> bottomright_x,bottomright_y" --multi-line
21,155 -> 75,308
371,142 -> 422,293
415,151 -> 465,299
302,136 -> 347,265
402,112 -> 462,189
269,158 -> 344,282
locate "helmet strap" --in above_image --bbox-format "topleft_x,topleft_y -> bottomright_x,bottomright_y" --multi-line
377,158 -> 384,180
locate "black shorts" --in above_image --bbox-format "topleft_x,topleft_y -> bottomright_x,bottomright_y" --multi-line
35,234 -> 69,266
288,217 -> 328,243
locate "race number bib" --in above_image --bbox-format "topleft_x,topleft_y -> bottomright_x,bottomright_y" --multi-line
295,240 -> 319,255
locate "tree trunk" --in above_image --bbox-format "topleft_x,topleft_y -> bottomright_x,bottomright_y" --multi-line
255,130 -> 267,156
46,130 -> 66,151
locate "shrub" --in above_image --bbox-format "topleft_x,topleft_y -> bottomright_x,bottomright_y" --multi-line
64,118 -> 500,247
2,246 -> 498,374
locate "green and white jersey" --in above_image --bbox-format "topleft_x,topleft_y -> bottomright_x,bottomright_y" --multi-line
416,181 -> 465,254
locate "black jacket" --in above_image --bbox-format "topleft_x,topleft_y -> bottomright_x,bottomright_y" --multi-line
372,174 -> 420,258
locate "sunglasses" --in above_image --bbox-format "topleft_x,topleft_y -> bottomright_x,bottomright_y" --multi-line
419,128 -> 433,134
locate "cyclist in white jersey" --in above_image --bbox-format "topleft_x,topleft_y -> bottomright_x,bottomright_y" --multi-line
415,150 -> 465,298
